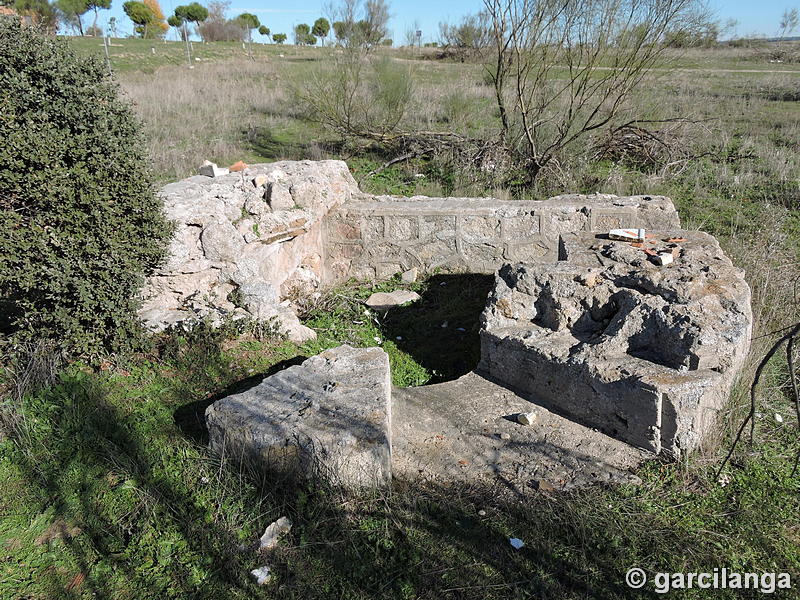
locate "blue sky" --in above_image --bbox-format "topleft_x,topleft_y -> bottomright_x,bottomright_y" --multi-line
97,0 -> 794,42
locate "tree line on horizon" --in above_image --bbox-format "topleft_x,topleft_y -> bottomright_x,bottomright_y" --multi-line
0,0 -> 397,44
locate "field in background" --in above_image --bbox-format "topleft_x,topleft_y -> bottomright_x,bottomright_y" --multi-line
0,36 -> 798,599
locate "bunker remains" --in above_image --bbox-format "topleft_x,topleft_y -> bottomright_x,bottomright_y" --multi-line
144,160 -> 752,487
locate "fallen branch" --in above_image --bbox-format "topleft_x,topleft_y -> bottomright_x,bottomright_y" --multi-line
716,322 -> 800,481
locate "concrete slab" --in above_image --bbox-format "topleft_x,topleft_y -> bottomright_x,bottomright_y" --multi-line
206,345 -> 392,488
392,372 -> 647,493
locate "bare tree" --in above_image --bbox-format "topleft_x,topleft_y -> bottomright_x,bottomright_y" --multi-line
404,19 -> 420,47
327,0 -> 389,48
779,7 -> 799,40
439,13 -> 489,60
482,0 -> 708,183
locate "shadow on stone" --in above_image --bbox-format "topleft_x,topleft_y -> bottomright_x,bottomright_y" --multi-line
173,355 -> 308,445
378,273 -> 495,385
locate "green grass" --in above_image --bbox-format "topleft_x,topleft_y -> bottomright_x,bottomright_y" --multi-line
2,274 -> 799,599
66,36 -> 332,73
2,36 -> 798,599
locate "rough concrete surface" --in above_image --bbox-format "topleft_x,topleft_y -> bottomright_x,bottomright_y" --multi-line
479,230 -> 752,457
392,372 -> 646,492
206,345 -> 393,488
325,194 -> 679,282
138,160 -> 358,340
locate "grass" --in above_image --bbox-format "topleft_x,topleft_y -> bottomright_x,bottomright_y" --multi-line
2,274 -> 799,599
1,36 -> 799,599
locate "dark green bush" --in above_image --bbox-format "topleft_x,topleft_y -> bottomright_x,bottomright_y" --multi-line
0,20 -> 172,357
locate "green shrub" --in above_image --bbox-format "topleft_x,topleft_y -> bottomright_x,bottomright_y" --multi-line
0,20 -> 172,358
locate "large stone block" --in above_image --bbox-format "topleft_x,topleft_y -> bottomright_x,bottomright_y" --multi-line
206,346 -> 392,488
325,194 -> 680,284
479,230 -> 752,457
139,160 -> 359,334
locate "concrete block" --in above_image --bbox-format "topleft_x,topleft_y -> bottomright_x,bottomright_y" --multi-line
206,345 -> 392,488
479,230 -> 752,457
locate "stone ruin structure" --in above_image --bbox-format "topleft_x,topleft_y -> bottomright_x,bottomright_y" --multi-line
143,160 -> 753,491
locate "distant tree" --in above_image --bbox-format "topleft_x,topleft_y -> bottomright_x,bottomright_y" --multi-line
86,0 -> 111,34
174,1 -> 207,33
332,19 -> 348,42
779,7 -> 799,39
294,22 -> 311,44
13,0 -> 58,29
381,37 -> 391,45
329,0 -> 389,48
258,24 -> 270,40
197,0 -> 246,42
142,0 -> 168,37
235,11 -> 259,41
56,0 -> 88,35
108,14 -> 116,35
122,0 -> 155,37
273,32 -> 286,43
312,17 -> 330,44
167,13 -> 183,39
439,13 -> 488,59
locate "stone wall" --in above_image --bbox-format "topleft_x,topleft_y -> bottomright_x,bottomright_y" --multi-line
138,160 -> 359,341
478,230 -> 753,457
324,194 -> 680,283
141,160 -> 683,343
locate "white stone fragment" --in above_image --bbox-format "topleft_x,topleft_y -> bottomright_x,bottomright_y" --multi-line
198,161 -> 230,178
401,268 -> 418,283
365,290 -> 421,309
259,516 -> 292,550
516,412 -> 538,426
653,252 -> 674,266
608,228 -> 645,242
250,566 -> 273,585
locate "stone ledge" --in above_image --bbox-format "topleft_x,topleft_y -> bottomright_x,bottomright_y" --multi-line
206,345 -> 393,488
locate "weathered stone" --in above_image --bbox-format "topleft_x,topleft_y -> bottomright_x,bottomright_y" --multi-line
392,372 -> 645,491
138,160 -> 358,334
325,194 -> 679,283
259,517 -> 292,550
401,268 -> 418,283
201,221 -> 245,263
266,182 -> 295,211
199,161 -> 229,177
276,305 -> 317,343
250,566 -> 273,585
479,230 -> 752,457
206,345 -> 392,488
365,290 -> 421,310
238,282 -> 280,317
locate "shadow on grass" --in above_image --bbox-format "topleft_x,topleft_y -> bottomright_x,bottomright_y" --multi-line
378,273 -> 495,384
6,351 -> 787,599
173,355 -> 307,445
8,374 -> 256,598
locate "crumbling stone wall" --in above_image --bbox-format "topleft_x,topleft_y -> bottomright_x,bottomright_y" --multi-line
138,160 -> 358,341
142,161 -> 682,339
479,231 -> 753,457
324,194 -> 679,282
